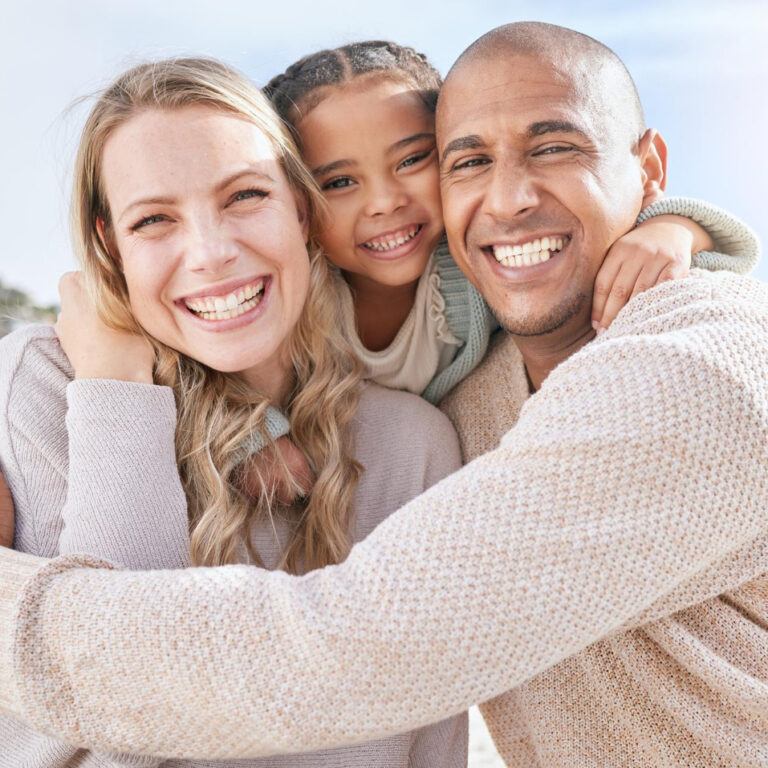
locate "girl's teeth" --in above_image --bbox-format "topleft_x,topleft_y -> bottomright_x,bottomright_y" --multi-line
364,226 -> 420,252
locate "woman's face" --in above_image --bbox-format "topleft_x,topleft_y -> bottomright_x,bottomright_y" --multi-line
101,105 -> 311,398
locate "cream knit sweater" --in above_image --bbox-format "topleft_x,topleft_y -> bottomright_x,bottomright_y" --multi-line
0,325 -> 467,767
0,270 -> 767,766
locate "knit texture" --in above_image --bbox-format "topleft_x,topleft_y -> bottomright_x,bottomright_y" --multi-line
246,197 -> 760,432
0,269 -> 765,766
0,324 -> 466,767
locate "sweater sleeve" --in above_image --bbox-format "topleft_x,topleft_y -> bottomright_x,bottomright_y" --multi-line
59,379 -> 190,569
2,276 -> 767,760
636,196 -> 760,274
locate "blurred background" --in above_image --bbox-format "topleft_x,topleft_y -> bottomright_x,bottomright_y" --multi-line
1,1 -> 765,760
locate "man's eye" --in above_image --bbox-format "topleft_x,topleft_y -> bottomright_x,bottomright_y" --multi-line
534,145 -> 575,156
452,157 -> 490,171
399,149 -> 433,170
233,188 -> 268,202
322,177 -> 355,191
131,214 -> 165,231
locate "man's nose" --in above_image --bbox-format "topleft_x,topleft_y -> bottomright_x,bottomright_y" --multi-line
363,177 -> 410,218
183,218 -> 239,273
481,162 -> 540,221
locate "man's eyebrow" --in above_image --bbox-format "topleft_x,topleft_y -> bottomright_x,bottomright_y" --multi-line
440,135 -> 485,167
389,132 -> 435,152
527,120 -> 589,139
311,159 -> 354,178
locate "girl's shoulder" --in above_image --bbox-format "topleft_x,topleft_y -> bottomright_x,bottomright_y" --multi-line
348,383 -> 462,540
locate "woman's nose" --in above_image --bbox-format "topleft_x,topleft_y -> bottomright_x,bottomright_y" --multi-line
183,219 -> 239,273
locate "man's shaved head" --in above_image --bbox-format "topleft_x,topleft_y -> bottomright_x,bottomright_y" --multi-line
441,22 -> 645,146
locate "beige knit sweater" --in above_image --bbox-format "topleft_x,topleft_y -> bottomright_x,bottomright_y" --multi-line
0,270 -> 767,766
0,324 -> 467,767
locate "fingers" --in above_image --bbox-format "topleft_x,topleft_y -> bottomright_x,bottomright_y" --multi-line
238,437 -> 315,506
0,470 -> 15,549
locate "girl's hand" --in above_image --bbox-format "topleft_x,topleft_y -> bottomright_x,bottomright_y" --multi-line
56,271 -> 154,383
239,436 -> 315,506
591,215 -> 714,333
0,470 -> 14,549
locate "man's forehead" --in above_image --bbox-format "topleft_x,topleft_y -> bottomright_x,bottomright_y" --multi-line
437,56 -> 594,144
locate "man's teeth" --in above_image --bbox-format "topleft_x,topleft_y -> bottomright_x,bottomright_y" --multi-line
492,236 -> 566,268
363,225 -> 421,252
184,280 -> 265,321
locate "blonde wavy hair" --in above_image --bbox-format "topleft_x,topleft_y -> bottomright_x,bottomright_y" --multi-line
71,57 -> 362,572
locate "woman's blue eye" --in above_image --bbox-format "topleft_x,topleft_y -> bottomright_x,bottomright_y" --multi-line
233,188 -> 268,201
132,214 -> 165,231
322,177 -> 355,191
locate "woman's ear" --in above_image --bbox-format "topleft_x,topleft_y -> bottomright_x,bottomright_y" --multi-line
295,196 -> 310,244
637,129 -> 668,207
95,217 -> 121,269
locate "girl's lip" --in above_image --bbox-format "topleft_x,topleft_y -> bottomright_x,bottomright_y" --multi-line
357,223 -> 427,262
179,277 -> 271,332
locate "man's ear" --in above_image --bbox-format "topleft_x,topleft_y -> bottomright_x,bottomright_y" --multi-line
637,129 -> 667,207
95,217 -> 120,269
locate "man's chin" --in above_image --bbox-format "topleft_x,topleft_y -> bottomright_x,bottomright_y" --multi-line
494,291 -> 589,338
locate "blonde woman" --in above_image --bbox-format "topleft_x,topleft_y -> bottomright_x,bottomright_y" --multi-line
0,58 -> 467,767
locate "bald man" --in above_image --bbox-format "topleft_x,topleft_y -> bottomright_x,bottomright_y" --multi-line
0,23 -> 766,768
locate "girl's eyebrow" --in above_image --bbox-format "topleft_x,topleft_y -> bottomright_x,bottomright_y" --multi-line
388,132 -> 435,153
311,159 -> 354,177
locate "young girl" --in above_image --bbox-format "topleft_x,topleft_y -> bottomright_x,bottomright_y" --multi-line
257,40 -> 758,408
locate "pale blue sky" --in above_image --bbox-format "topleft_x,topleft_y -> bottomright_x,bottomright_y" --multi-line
2,0 -> 766,304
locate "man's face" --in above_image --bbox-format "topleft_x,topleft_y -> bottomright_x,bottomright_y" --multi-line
437,52 -> 646,336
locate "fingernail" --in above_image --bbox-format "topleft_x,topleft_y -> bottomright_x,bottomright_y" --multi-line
596,326 -> 605,337
591,320 -> 601,332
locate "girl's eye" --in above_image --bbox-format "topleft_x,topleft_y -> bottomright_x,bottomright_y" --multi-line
131,214 -> 166,231
398,149 -> 433,170
322,177 -> 355,191
232,188 -> 268,202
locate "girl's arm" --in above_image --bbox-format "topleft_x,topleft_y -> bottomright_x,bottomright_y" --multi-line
591,197 -> 760,331
0,471 -> 12,549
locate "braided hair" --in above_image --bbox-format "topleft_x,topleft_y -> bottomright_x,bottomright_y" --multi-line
264,40 -> 442,139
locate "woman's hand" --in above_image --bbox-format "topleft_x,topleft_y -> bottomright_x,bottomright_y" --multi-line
0,470 -> 14,548
56,272 -> 154,383
591,215 -> 714,333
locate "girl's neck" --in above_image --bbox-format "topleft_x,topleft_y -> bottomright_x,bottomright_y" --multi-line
344,272 -> 419,352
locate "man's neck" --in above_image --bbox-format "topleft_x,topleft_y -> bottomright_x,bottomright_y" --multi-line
513,318 -> 596,392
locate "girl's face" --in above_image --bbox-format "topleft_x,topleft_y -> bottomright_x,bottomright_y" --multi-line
101,105 -> 311,399
296,77 -> 444,293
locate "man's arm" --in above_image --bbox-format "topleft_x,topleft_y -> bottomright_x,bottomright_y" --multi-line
0,470 -> 13,549
0,275 -> 766,760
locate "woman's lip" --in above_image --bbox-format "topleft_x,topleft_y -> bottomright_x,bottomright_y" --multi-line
179,278 -> 271,332
356,224 -> 427,262
176,275 -> 267,302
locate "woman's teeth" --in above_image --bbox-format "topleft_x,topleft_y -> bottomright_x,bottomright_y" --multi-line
492,236 -> 567,268
184,279 -> 265,321
362,225 -> 421,252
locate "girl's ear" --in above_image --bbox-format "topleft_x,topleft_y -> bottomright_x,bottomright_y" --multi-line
637,129 -> 668,208
95,217 -> 121,269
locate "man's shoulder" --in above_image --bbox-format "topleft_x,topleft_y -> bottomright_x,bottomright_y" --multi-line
440,330 -> 530,462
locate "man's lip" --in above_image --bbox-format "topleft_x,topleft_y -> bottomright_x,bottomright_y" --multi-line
175,275 -> 268,303
480,233 -> 571,250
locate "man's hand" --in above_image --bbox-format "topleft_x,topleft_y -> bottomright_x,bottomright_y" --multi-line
239,436 -> 315,506
0,470 -> 15,548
